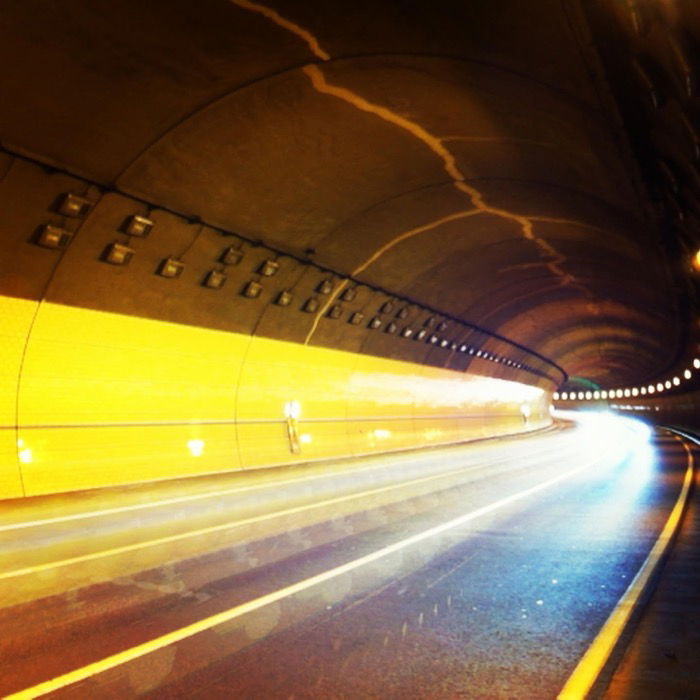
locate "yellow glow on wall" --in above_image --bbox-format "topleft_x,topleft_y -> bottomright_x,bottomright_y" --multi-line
17,439 -> 33,465
0,295 -> 551,499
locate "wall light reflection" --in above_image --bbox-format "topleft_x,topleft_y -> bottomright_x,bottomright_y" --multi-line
187,439 -> 205,457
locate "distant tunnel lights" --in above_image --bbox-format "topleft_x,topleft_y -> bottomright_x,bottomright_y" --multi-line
554,357 -> 699,402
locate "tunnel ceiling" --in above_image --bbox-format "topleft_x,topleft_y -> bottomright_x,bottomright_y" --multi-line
2,0 -> 699,390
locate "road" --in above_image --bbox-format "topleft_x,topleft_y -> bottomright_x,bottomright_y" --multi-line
0,412 -> 694,698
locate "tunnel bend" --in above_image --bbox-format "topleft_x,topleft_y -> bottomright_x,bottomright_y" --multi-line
0,0 -> 694,498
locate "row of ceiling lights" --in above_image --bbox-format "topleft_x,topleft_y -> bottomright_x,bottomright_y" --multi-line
554,358 -> 700,401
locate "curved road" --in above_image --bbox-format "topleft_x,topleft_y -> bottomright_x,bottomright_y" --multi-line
0,413 -> 694,698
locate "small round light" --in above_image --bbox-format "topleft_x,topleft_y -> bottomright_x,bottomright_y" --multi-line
601,390 -> 608,399
657,382 -> 664,392
665,380 -> 672,389
673,376 -> 680,386
694,358 -> 700,369
616,389 -> 624,398
585,391 -> 592,400
578,391 -> 585,400
640,387 -> 647,395
553,392 -> 560,400
593,391 -> 600,399
561,392 -> 568,400
623,388 -> 631,397
632,388 -> 639,396
648,385 -> 655,394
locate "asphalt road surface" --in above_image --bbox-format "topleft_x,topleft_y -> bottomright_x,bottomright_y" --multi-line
0,412 -> 693,699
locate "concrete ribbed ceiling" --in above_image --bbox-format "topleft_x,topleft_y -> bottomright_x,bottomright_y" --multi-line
2,0 -> 697,389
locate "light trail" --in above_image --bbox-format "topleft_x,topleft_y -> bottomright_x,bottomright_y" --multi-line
0,438 -> 580,582
7,451 -> 608,699
558,433 -> 695,699
0,426 -> 565,533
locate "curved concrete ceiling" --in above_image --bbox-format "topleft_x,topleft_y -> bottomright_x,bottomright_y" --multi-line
1,0 -> 698,390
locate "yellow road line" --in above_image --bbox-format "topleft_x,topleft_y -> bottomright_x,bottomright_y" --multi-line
7,455 -> 602,698
557,437 -> 695,699
0,446 -> 572,580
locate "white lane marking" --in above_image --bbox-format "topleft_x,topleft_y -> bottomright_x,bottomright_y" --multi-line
7,454 -> 603,698
558,435 -> 695,699
0,432 -> 569,533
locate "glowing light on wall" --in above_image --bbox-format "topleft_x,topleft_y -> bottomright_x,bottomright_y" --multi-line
17,439 -> 33,464
284,400 -> 302,419
187,439 -> 205,457
684,369 -> 692,380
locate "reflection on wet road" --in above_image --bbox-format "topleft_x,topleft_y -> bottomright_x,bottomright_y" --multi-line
1,413 -> 694,698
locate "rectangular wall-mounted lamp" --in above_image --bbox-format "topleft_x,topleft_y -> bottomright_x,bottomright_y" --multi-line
258,259 -> 279,276
35,224 -> 72,249
396,307 -> 409,320
415,328 -> 428,341
368,316 -> 382,329
327,304 -> 343,319
57,193 -> 92,218
303,297 -> 320,312
385,322 -> 397,334
349,312 -> 364,325
424,317 -> 435,327
276,290 -> 293,306
437,321 -> 448,332
157,257 -> 184,278
317,279 -> 333,294
340,287 -> 356,302
380,301 -> 394,314
123,214 -> 153,237
220,246 -> 243,265
242,280 -> 262,298
401,327 -> 413,338
203,269 -> 227,289
102,242 -> 134,265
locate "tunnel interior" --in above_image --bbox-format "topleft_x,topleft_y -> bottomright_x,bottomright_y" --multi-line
1,0 -> 700,498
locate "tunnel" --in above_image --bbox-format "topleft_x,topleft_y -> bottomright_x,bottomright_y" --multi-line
2,1 -> 700,697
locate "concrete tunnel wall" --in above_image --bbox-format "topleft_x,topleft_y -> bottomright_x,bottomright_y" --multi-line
0,156 -> 554,499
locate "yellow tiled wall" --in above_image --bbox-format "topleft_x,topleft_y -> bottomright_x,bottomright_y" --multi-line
2,296 -> 551,498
